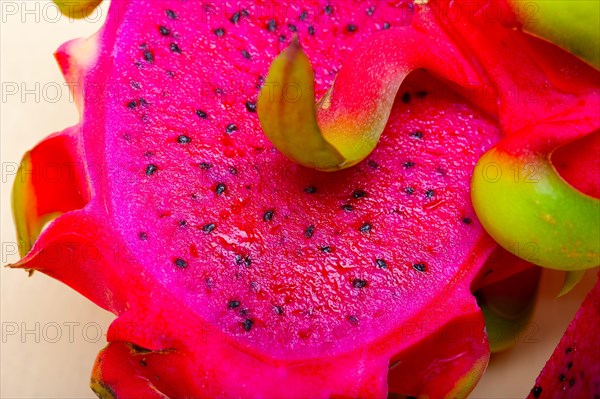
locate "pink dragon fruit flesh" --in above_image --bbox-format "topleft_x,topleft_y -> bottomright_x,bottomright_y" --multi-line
10,0 -> 599,397
527,275 -> 600,399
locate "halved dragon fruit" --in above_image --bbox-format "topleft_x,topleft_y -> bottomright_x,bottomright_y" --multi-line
10,0 -> 599,397
527,276 -> 600,399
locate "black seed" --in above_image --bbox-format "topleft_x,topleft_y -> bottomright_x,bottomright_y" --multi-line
403,161 -> 415,168
304,186 -> 316,194
348,315 -> 359,325
166,9 -> 176,19
178,220 -> 187,227
263,210 -> 274,221
229,167 -> 237,175
241,9 -> 249,17
352,189 -> 367,199
241,49 -> 251,59
426,189 -> 435,199
201,223 -> 216,234
368,160 -> 379,169
169,43 -> 181,53
235,254 -> 252,267
376,259 -> 388,269
346,24 -> 357,32
174,258 -> 187,268
304,225 -> 315,238
274,305 -> 284,315
145,164 -> 158,176
320,246 -> 331,253
214,27 -> 225,37
401,92 -> 411,103
226,124 -> 237,133
324,5 -> 333,15
127,100 -> 137,109
308,25 -> 315,35
559,374 -> 566,382
462,217 -> 472,224
143,50 -> 154,63
139,98 -> 148,107
230,12 -> 241,24
567,361 -> 573,369
352,278 -> 367,288
279,34 -> 286,42
359,222 -> 372,233
531,386 -> 542,398
341,204 -> 353,212
138,232 -> 148,240
413,263 -> 427,272
566,347 -> 573,354
288,24 -> 297,32
243,319 -> 254,331
568,377 -> 575,386
215,183 -> 226,196
227,300 -> 241,309
266,19 -> 277,32
416,90 -> 428,98
196,109 -> 208,119
405,187 -> 415,195
199,162 -> 211,170
300,10 -> 308,20
245,101 -> 257,112
383,22 -> 391,30
411,130 -> 423,139
366,6 -> 376,15
159,25 -> 170,36
177,135 -> 191,144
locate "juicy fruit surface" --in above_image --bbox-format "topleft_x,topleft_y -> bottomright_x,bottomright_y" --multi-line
100,1 -> 498,355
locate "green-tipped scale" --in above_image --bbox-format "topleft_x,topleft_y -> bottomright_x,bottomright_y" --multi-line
53,0 -> 102,19
508,0 -> 600,69
472,149 -> 599,271
257,27 -> 487,171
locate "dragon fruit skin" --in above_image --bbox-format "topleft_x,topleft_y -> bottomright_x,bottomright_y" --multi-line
10,0 -> 599,397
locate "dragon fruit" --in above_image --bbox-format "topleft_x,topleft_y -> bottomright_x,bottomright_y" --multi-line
527,276 -> 600,399
10,0 -> 599,397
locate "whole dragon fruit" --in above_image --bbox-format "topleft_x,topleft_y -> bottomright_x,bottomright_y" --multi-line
10,0 -> 599,397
